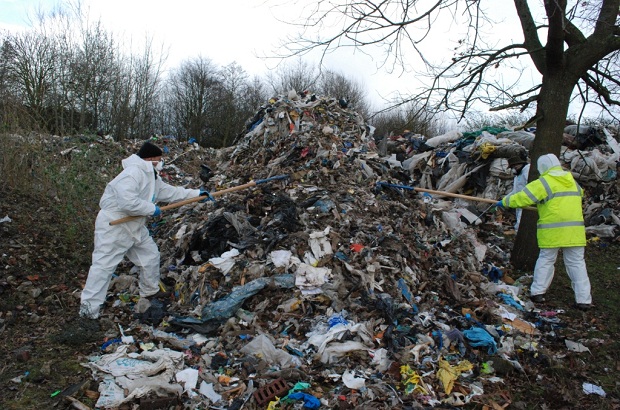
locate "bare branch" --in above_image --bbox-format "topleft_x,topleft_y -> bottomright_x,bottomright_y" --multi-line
581,72 -> 620,106
489,94 -> 538,111
513,0 -> 546,72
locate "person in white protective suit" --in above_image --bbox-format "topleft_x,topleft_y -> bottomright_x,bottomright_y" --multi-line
507,156 -> 531,232
497,154 -> 592,311
80,141 -> 207,319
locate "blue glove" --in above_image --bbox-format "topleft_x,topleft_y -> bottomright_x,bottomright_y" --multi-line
152,206 -> 161,217
495,200 -> 504,209
199,188 -> 215,203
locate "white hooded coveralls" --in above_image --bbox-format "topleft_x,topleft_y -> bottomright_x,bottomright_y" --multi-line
80,154 -> 200,318
510,163 -> 530,231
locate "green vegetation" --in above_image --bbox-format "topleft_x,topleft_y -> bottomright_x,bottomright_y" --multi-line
0,133 -> 125,261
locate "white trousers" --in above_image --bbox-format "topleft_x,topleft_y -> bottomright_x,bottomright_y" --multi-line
514,208 -> 523,231
531,246 -> 592,304
80,211 -> 160,318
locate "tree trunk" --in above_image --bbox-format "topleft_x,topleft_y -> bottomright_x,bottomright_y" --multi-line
510,74 -> 574,270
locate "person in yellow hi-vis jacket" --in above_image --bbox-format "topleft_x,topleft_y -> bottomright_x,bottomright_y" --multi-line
497,153 -> 592,311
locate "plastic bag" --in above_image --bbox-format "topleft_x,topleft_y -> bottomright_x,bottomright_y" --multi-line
240,334 -> 297,368
208,249 -> 240,275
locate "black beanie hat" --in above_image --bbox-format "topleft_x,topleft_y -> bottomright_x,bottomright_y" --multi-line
508,156 -> 528,168
137,141 -> 163,159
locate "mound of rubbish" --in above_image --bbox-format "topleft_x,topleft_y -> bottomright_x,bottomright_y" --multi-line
76,93 -> 618,409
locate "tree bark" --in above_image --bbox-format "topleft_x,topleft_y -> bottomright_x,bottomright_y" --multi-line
510,73 -> 575,270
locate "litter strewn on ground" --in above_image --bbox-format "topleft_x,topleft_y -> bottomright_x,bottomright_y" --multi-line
44,92 -> 619,408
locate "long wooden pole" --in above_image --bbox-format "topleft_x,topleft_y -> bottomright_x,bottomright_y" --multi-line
109,180 -> 259,226
109,175 -> 289,226
377,182 -> 536,211
413,187 -> 499,204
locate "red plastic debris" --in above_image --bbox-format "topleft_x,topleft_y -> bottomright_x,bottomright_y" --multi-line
350,243 -> 364,252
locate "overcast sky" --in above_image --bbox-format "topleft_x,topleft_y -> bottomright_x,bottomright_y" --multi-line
2,0 -> 430,109
3,0 -> 582,120
6,0 -> 517,114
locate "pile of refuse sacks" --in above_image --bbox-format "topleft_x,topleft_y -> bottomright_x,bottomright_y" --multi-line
82,92 -> 618,409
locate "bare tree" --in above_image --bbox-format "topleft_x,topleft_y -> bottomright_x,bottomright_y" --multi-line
317,69 -> 371,117
265,59 -> 372,118
108,61 -> 134,140
129,38 -> 166,139
276,0 -> 620,269
0,0 -> 156,138
0,35 -> 26,131
165,59 -> 267,147
3,30 -> 56,130
213,62 -> 262,147
246,75 -> 269,110
372,102 -> 448,141
463,111 -> 533,132
265,58 -> 319,95
107,36 -> 165,140
167,56 -> 220,143
41,7 -> 120,135
70,19 -> 119,134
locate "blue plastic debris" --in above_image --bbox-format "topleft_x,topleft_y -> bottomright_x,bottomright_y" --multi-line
497,293 -> 524,311
313,199 -> 336,213
328,314 -> 348,327
334,251 -> 349,262
432,330 -> 444,350
101,338 -> 122,351
482,265 -> 503,283
463,327 -> 498,354
285,345 -> 304,357
287,392 -> 321,409
397,278 -> 412,303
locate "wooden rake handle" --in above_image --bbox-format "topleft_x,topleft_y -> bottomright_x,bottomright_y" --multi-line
376,182 -> 536,211
414,187 -> 499,205
109,175 -> 288,226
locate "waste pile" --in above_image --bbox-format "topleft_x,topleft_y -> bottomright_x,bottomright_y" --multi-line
74,93 -> 618,409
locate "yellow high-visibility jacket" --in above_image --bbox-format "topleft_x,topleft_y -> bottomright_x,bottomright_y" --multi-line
501,166 -> 586,248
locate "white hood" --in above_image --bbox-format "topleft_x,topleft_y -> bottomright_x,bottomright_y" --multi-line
537,154 -> 561,174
